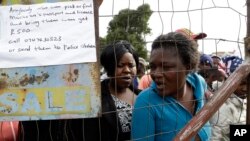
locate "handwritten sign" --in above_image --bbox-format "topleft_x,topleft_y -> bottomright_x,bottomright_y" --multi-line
0,0 -> 96,68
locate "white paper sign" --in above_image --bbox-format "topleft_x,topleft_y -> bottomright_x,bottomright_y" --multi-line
0,0 -> 96,68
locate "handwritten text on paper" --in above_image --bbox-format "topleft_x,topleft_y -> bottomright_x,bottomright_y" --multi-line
0,0 -> 96,68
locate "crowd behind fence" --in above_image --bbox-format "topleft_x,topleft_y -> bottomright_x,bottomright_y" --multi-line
1,0 -> 250,140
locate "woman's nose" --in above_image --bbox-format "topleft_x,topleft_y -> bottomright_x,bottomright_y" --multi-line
123,65 -> 131,72
151,68 -> 163,78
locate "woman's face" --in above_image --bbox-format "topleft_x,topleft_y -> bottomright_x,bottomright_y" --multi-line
149,48 -> 188,97
114,52 -> 137,89
212,58 -> 220,65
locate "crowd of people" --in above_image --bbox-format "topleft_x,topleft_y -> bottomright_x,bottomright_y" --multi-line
0,28 -> 247,141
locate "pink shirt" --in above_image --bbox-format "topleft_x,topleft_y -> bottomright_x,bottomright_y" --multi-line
0,121 -> 19,141
138,74 -> 152,90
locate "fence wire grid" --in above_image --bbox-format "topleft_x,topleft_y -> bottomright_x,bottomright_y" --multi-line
0,0 -> 249,141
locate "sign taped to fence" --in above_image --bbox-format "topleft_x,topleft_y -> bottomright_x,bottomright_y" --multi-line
0,0 -> 101,121
0,0 -> 96,68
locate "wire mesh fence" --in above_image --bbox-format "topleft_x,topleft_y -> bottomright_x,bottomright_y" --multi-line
99,0 -> 248,139
0,0 -> 249,140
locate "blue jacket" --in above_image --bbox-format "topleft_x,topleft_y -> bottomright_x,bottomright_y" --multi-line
131,73 -> 211,141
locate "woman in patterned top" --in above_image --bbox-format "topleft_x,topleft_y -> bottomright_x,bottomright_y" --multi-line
83,40 -> 141,141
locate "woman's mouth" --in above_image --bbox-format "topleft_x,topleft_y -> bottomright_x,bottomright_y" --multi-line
120,76 -> 132,82
155,82 -> 165,90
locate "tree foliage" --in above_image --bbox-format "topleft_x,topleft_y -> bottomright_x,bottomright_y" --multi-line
101,4 -> 152,59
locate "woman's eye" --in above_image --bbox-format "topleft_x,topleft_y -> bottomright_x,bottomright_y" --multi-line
117,63 -> 135,68
163,65 -> 169,70
129,64 -> 136,68
117,64 -> 123,68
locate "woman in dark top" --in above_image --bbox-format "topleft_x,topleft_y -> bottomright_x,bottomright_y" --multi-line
18,40 -> 140,141
84,40 -> 141,141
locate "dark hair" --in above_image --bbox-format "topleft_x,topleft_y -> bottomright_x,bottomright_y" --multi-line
100,40 -> 139,76
151,32 -> 199,71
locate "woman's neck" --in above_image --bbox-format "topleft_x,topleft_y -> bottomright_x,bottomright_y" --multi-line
109,83 -> 137,105
173,83 -> 187,100
175,83 -> 196,115
109,82 -> 128,94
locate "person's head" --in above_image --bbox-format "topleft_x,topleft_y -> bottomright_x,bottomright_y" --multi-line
221,55 -> 246,98
137,57 -> 147,78
211,55 -> 221,65
198,54 -> 228,89
100,40 -> 139,89
198,53 -> 213,70
149,32 -> 199,97
211,55 -> 227,71
175,28 -> 207,48
222,55 -> 243,75
235,78 -> 247,99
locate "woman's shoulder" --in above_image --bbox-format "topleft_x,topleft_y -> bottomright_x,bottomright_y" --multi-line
138,84 -> 155,96
187,73 -> 206,87
188,73 -> 205,81
136,85 -> 159,103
